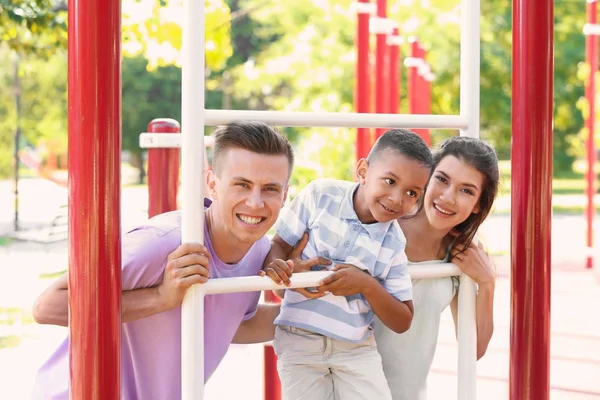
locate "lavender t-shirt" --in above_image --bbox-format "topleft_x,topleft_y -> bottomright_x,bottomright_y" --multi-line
32,200 -> 270,400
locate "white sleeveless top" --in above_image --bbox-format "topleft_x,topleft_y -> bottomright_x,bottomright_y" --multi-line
374,259 -> 459,400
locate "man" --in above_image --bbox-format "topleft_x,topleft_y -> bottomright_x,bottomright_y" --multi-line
31,121 -> 325,399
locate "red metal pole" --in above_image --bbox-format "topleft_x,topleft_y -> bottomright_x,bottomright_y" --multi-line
509,0 -> 553,398
147,119 -> 181,218
263,291 -> 282,400
419,46 -> 431,146
68,0 -> 121,397
408,38 -> 419,116
355,0 -> 373,161
408,38 -> 428,142
387,27 -> 401,114
374,0 -> 388,139
585,1 -> 598,269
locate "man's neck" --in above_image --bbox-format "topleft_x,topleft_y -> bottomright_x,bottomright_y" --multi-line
205,208 -> 252,264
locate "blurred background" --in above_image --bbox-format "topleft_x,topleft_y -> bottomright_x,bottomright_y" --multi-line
0,0 -> 599,399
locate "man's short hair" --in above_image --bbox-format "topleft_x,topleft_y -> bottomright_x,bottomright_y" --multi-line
211,121 -> 294,176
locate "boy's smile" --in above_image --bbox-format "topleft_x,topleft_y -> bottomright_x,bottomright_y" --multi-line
354,149 -> 431,224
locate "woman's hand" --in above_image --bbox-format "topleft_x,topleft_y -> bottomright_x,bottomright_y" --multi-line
451,241 -> 496,287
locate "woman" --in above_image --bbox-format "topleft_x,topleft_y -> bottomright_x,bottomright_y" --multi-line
374,136 -> 499,400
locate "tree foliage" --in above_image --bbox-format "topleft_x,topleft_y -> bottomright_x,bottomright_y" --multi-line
0,0 -> 594,181
0,0 -> 67,58
123,0 -> 232,71
122,55 -> 183,182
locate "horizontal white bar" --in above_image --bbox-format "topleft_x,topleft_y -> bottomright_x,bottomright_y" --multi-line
584,23 -> 600,36
202,263 -> 462,295
205,110 -> 468,129
408,262 -> 462,279
140,133 -> 181,148
350,1 -> 377,14
140,133 -> 214,149
203,271 -> 331,295
370,17 -> 397,35
387,35 -> 403,46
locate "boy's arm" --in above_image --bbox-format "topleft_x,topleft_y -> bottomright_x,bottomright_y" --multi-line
317,264 -> 413,333
33,243 -> 210,326
260,233 -> 332,297
362,282 -> 414,333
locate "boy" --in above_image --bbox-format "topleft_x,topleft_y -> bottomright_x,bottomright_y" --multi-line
264,129 -> 433,400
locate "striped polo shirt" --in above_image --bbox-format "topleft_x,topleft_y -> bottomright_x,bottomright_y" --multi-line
274,179 -> 412,342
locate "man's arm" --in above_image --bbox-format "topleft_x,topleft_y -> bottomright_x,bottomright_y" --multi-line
231,303 -> 281,344
33,274 -> 176,327
32,243 -> 210,327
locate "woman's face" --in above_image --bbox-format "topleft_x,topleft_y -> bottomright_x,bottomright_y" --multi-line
424,155 -> 485,231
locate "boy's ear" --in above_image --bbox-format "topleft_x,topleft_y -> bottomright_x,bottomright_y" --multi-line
355,159 -> 368,184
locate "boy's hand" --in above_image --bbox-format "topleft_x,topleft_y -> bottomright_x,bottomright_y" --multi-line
158,243 -> 210,309
288,233 -> 332,273
259,232 -> 331,289
316,263 -> 376,297
260,259 -> 294,286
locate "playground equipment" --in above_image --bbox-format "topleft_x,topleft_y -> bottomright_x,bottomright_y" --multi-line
353,1 -> 434,159
145,119 -> 180,218
584,0 -> 598,270
66,1 -> 552,400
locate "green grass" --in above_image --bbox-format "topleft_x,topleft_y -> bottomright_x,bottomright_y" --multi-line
0,308 -> 35,349
497,160 -> 597,196
0,335 -> 22,349
39,270 -> 66,280
0,307 -> 35,326
492,204 -> 600,215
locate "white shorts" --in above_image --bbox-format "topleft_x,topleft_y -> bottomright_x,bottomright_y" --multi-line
273,325 -> 393,400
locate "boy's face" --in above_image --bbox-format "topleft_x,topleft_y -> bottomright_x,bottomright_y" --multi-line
354,149 -> 430,224
207,147 -> 290,247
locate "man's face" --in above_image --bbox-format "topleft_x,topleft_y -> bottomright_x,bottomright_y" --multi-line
207,147 -> 290,247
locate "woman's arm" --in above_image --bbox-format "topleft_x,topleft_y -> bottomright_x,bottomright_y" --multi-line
450,241 -> 496,360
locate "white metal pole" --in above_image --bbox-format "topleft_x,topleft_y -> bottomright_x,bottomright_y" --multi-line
457,275 -> 478,400
458,0 -> 480,398
181,0 -> 206,398
200,264 -> 463,295
459,0 -> 480,139
205,110 -> 467,129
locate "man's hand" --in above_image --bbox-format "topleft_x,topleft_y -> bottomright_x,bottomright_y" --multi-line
259,233 -> 331,288
316,263 -> 376,297
158,242 -> 210,308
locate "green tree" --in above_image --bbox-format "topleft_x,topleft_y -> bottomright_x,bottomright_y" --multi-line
122,55 -> 183,183
0,51 -> 17,178
0,0 -> 67,58
122,0 -> 232,71
225,0 -> 587,176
